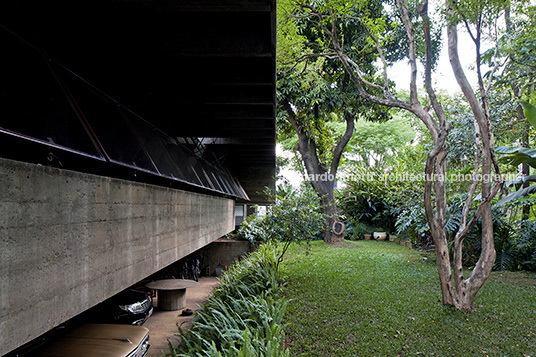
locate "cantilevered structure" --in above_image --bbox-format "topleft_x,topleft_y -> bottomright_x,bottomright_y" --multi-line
0,1 -> 276,354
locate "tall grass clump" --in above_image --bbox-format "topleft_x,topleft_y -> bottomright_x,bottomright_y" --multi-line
167,243 -> 289,357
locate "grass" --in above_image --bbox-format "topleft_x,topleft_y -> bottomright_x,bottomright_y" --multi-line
282,240 -> 536,356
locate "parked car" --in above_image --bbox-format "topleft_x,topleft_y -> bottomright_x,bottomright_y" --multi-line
93,289 -> 153,326
6,323 -> 150,357
5,289 -> 153,356
37,324 -> 150,357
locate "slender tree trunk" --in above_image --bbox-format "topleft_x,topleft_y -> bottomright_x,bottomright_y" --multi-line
445,0 -> 499,310
515,90 -> 530,219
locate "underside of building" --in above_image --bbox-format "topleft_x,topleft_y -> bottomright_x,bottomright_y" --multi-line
0,1 -> 276,354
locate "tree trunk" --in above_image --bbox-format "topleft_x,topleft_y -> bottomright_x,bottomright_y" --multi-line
505,2 -> 530,219
282,100 -> 354,244
444,0 -> 500,310
321,189 -> 344,243
515,89 -> 530,219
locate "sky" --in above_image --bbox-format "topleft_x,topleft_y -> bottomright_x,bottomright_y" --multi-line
388,28 -> 481,95
276,144 -> 303,186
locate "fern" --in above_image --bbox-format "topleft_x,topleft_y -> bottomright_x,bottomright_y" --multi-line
493,249 -> 514,271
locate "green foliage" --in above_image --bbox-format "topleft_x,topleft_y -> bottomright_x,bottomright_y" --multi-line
489,2 -> 536,152
495,101 -> 536,206
443,96 -> 477,169
238,184 -> 325,246
494,247 -> 515,272
336,117 -> 415,168
487,86 -> 526,146
339,166 -> 399,234
168,243 -> 289,357
453,205 -> 536,272
277,0 -> 392,171
339,133 -> 431,243
345,220 -> 376,240
509,219 -> 536,271
503,191 -> 536,219
277,58 -> 386,168
277,0 -> 311,67
394,204 -> 429,241
493,2 -> 536,98
238,214 -> 267,244
495,179 -> 536,207
520,100 -> 536,128
495,100 -> 536,169
495,146 -> 536,169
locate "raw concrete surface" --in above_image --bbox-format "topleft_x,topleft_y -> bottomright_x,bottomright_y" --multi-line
1,158 -> 234,355
199,238 -> 253,276
144,277 -> 220,356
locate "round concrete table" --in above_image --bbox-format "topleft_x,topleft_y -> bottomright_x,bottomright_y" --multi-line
146,279 -> 197,311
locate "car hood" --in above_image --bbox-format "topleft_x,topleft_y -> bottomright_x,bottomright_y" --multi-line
112,290 -> 149,305
39,324 -> 149,357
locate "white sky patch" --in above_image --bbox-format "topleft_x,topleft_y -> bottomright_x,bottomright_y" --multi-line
276,143 -> 303,186
389,27 -> 483,94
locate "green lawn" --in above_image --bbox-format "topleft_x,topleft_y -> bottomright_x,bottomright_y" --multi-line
282,240 -> 536,356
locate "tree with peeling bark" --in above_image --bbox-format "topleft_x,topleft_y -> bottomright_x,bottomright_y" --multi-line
284,0 -> 515,310
277,0 -> 388,243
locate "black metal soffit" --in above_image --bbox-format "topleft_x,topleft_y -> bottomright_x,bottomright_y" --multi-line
0,0 -> 276,203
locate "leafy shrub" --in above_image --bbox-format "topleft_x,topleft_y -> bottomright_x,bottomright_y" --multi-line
237,184 -> 325,264
453,206 -> 536,271
345,220 -> 376,240
238,213 -> 267,243
510,219 -> 536,271
167,243 -> 289,357
339,167 -> 398,234
393,204 -> 429,242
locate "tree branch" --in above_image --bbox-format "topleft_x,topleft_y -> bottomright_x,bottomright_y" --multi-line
396,0 -> 418,105
418,0 -> 447,136
330,109 -> 355,176
347,15 -> 392,93
454,180 -> 503,244
282,99 -> 324,178
447,10 -> 490,150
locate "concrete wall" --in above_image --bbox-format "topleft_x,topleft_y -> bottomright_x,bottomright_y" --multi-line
0,158 -> 234,355
198,239 -> 255,277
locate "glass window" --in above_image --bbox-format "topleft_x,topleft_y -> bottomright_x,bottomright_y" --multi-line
58,68 -> 158,174
0,28 -> 101,158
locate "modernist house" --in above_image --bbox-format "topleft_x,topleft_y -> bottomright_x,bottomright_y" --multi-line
0,0 -> 276,354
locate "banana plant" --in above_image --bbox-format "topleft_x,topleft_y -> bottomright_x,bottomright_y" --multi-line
495,101 -> 536,206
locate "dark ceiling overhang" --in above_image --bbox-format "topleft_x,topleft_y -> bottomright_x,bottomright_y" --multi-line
0,0 -> 276,203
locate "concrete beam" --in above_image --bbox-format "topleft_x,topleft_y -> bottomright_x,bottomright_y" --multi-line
0,158 -> 234,355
